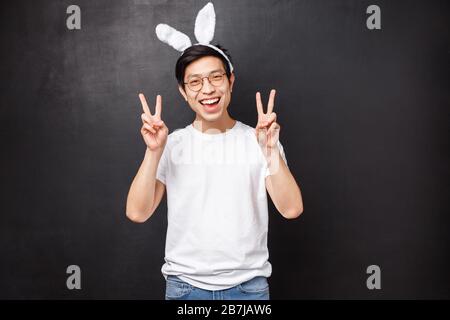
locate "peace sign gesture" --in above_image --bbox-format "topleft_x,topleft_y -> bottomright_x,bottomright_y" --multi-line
139,93 -> 168,152
255,89 -> 280,154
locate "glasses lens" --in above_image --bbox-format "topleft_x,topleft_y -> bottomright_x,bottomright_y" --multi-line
210,73 -> 224,86
188,78 -> 202,91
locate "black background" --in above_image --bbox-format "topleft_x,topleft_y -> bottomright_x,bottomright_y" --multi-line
0,0 -> 448,299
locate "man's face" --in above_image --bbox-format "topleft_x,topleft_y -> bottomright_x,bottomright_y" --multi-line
179,56 -> 235,122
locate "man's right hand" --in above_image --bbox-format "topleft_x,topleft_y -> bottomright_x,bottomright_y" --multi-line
139,93 -> 168,152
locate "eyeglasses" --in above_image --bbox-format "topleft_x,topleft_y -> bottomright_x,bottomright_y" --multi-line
184,71 -> 227,92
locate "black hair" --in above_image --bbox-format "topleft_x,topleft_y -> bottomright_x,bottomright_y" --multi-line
175,44 -> 233,89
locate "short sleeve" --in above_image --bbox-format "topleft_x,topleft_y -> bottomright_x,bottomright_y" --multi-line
156,145 -> 168,185
265,140 -> 288,177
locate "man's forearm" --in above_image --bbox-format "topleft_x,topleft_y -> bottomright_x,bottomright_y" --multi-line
266,147 -> 303,218
126,148 -> 163,222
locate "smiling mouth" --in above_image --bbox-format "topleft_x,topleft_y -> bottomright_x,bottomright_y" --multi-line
200,97 -> 220,106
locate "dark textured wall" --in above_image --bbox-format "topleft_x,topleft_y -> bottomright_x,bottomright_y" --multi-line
0,0 -> 448,299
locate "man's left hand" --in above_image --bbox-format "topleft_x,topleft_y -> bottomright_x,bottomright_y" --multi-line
255,89 -> 280,157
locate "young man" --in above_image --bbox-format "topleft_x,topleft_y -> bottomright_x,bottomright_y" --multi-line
126,44 -> 303,300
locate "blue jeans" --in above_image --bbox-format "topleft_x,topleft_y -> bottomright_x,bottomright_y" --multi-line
165,275 -> 270,300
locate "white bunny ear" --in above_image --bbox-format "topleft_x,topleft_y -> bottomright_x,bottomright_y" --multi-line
155,23 -> 192,52
194,2 -> 215,44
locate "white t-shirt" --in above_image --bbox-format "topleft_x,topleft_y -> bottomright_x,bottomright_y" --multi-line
156,120 -> 288,290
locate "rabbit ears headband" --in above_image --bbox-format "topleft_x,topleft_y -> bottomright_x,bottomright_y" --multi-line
155,2 -> 234,73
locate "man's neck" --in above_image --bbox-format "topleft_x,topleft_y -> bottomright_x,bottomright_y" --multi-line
192,113 -> 236,134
